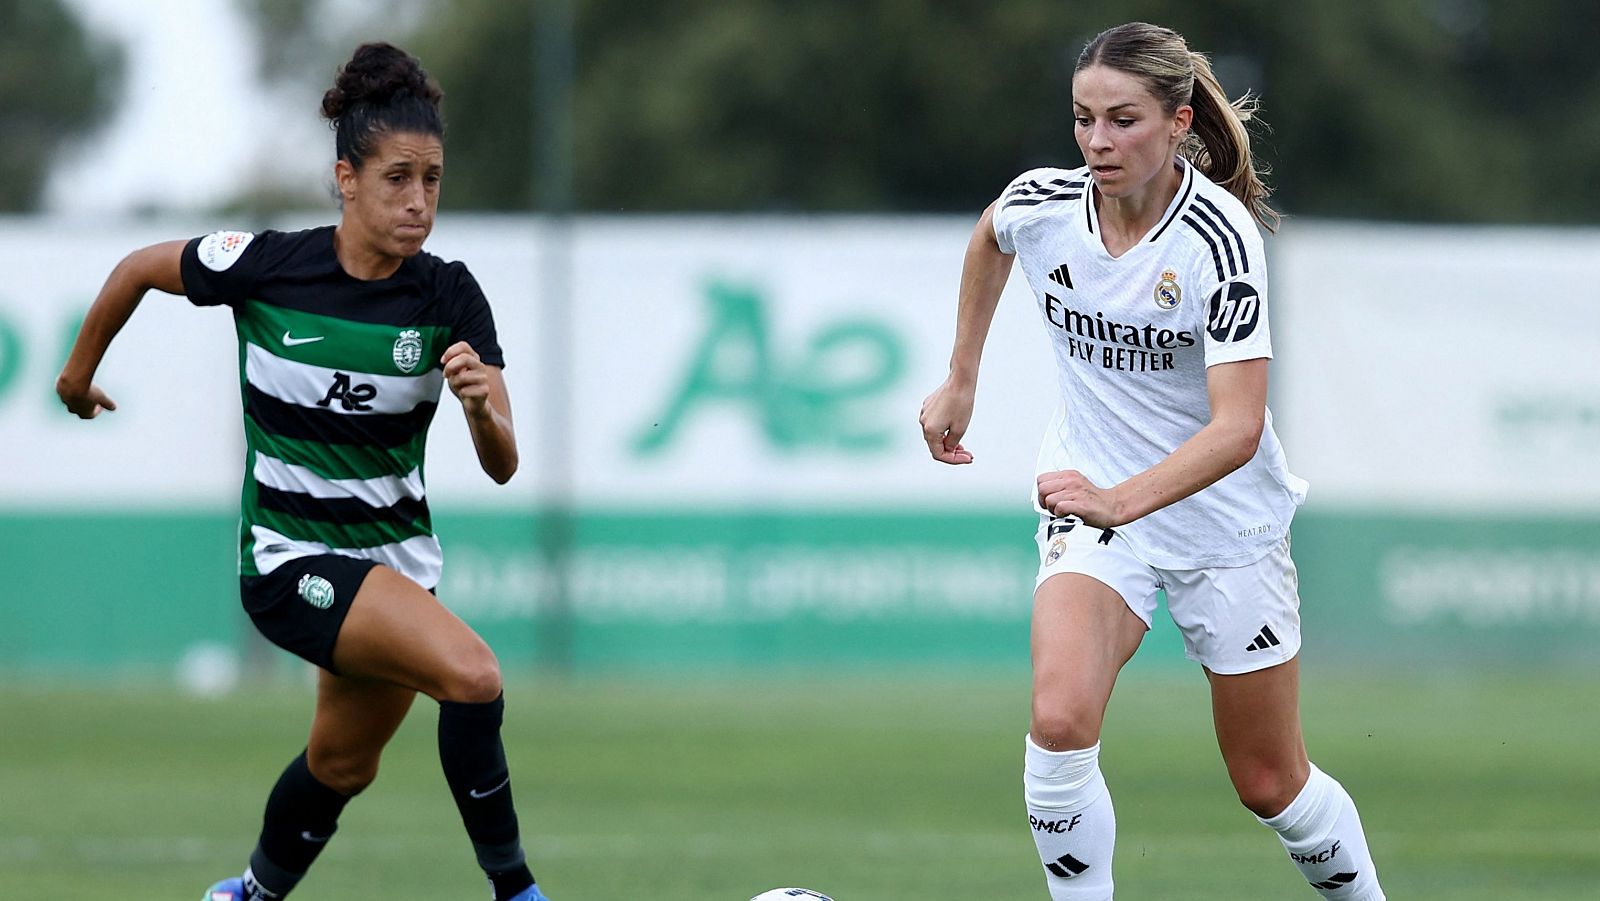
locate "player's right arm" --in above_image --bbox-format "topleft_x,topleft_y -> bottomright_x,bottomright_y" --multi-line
919,201 -> 1014,465
56,240 -> 187,419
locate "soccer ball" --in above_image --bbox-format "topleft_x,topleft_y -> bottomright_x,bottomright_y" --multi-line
750,890 -> 834,901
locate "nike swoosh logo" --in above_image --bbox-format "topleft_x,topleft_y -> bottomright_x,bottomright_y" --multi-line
282,331 -> 325,346
300,831 -> 333,843
469,777 -> 511,799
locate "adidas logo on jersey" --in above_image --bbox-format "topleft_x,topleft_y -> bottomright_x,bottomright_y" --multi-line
1047,262 -> 1073,288
1245,625 -> 1282,652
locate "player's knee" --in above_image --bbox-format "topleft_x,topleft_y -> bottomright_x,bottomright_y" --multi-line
1229,759 -> 1305,818
437,641 -> 503,703
307,748 -> 381,796
1030,698 -> 1103,751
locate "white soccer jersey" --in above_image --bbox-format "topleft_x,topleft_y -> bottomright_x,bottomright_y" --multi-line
993,158 -> 1307,568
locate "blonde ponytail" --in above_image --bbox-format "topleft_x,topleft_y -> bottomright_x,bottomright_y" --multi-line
1184,52 -> 1277,231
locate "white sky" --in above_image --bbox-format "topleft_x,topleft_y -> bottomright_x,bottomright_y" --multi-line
47,0 -> 330,215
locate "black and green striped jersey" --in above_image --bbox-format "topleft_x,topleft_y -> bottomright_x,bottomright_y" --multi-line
180,226 -> 504,589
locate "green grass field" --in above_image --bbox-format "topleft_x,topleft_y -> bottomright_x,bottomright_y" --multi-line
2,666 -> 1596,899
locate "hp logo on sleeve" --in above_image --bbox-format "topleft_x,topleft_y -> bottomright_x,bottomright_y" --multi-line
1206,282 -> 1261,343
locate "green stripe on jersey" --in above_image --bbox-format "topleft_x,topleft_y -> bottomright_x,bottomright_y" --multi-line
238,491 -> 259,578
245,496 -> 433,551
244,415 -> 426,481
237,299 -> 451,377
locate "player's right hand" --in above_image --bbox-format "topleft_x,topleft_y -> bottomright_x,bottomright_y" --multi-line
919,376 -> 976,465
56,377 -> 117,419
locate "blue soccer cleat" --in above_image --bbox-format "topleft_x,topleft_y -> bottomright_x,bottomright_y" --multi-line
506,883 -> 551,901
201,877 -> 247,900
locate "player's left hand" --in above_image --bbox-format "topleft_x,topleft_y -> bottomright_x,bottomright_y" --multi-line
55,372 -> 118,420
442,341 -> 491,417
1038,469 -> 1125,528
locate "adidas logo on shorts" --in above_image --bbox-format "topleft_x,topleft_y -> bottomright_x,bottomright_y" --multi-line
1244,624 -> 1282,652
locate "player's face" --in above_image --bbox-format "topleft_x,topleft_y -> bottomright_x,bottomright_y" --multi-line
340,131 -> 444,259
1071,65 -> 1190,201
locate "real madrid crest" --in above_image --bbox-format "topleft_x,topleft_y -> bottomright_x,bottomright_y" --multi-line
1044,515 -> 1077,566
392,329 -> 423,373
1154,269 -> 1182,310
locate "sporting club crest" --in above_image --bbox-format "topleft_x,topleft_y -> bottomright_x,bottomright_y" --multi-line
297,574 -> 335,610
392,329 -> 423,373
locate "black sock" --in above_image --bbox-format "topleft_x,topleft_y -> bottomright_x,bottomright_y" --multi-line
488,863 -> 538,900
439,693 -> 535,899
248,750 -> 352,897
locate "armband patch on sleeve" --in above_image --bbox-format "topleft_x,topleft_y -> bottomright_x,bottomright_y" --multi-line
197,230 -> 255,272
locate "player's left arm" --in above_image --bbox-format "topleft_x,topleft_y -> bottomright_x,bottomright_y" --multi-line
1038,358 -> 1266,527
442,341 -> 518,484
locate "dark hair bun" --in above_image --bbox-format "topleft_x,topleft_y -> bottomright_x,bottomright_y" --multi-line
321,42 -> 442,123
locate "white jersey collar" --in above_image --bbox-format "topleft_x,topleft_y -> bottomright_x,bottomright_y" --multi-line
1084,156 -> 1195,247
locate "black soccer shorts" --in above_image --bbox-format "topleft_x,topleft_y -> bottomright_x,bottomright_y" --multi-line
239,553 -> 380,672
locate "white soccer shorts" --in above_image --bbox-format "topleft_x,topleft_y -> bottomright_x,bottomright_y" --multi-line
1033,514 -> 1301,675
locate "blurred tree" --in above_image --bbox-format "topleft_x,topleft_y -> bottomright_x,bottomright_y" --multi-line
238,0 -> 1600,223
0,0 -> 122,210
229,0 -> 425,212
239,0 -> 425,81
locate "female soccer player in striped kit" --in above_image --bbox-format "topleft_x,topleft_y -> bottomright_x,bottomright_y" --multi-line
919,22 -> 1386,900
56,42 -> 551,901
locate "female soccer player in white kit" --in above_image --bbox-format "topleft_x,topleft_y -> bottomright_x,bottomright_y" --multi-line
919,22 -> 1386,900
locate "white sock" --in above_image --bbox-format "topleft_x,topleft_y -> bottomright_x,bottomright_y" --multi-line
1258,763 -> 1385,900
1024,735 -> 1116,900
